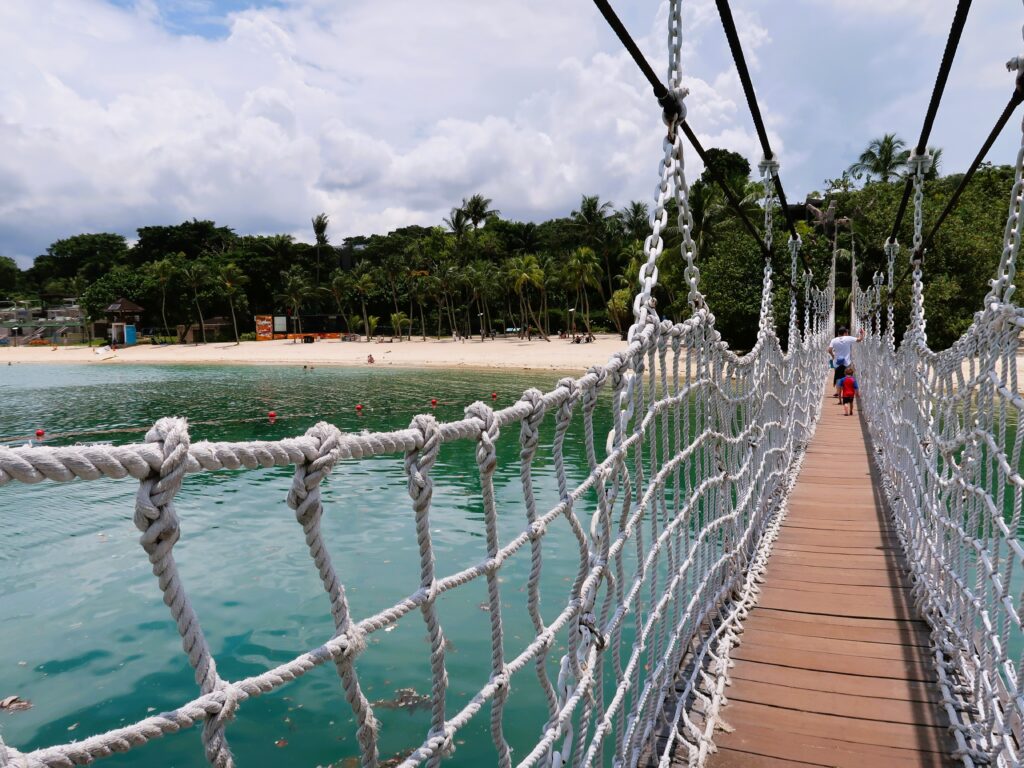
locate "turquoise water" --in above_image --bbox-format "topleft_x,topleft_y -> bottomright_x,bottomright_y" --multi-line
0,364 -> 617,767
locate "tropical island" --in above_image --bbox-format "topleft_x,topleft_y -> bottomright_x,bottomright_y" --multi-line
0,136 -> 1012,367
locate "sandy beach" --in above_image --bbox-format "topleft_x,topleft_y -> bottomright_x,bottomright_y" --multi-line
0,335 -> 632,373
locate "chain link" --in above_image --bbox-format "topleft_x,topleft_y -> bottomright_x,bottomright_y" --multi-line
757,157 -> 779,332
630,0 -> 698,336
906,151 -> 931,335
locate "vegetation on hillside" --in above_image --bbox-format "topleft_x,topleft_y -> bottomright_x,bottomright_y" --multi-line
0,139 -> 1015,350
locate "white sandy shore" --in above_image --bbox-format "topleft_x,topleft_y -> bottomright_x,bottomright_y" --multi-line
0,335 -> 633,373
6,337 -> 1024,390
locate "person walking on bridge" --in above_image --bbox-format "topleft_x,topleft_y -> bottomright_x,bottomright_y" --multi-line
828,325 -> 863,400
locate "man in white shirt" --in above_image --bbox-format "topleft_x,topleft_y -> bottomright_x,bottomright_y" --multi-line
828,325 -> 864,399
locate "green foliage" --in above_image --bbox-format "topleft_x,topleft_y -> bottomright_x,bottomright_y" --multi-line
0,256 -> 20,294
7,137 -> 1020,351
80,266 -> 152,321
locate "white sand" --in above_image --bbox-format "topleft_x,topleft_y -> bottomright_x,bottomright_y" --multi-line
0,335 -> 631,374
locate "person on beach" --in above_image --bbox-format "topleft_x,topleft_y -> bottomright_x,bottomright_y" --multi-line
836,365 -> 859,416
828,325 -> 863,399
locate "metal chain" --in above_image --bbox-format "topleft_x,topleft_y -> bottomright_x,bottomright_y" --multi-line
884,239 -> 899,348
906,150 -> 931,336
758,157 -> 779,332
632,0 -> 698,335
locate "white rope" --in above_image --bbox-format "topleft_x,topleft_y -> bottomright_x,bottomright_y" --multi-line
856,56 -> 1024,765
0,281 -> 833,768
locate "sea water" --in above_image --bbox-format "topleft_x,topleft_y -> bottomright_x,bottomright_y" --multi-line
0,363 -> 615,767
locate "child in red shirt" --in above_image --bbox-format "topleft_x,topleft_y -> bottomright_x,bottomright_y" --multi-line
836,366 -> 858,416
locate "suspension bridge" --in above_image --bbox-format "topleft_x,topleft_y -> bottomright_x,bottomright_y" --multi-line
2,0 -> 1024,765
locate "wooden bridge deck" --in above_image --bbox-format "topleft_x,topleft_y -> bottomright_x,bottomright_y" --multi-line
694,393 -> 955,767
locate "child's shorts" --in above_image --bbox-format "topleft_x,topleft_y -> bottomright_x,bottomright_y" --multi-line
842,396 -> 854,405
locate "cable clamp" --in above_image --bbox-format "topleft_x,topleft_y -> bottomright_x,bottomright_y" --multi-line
659,87 -> 687,133
758,155 -> 779,176
906,150 -> 932,177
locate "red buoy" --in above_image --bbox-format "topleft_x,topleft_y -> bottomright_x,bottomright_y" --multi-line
431,398 -> 438,407
35,429 -> 45,439
491,392 -> 497,400
268,411 -> 277,422
356,404 -> 363,412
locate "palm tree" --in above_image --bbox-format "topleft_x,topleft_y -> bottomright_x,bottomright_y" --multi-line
276,265 -> 316,334
150,256 -> 177,339
571,195 -> 617,300
328,268 -> 351,332
566,246 -> 602,336
311,213 -> 329,286
351,264 -> 376,341
380,253 -> 405,319
506,255 -> 549,341
364,315 -> 379,338
460,194 -> 499,229
443,207 -> 471,241
179,258 -> 210,344
617,201 -> 651,243
218,262 -> 248,344
389,311 -> 410,340
848,134 -> 910,183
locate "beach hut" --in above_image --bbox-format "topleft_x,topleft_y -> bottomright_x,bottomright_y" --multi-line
105,298 -> 143,345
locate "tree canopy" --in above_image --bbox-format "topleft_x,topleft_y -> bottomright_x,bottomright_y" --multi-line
2,138 -> 1015,350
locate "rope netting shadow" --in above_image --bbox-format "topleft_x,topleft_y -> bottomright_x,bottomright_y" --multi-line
0,2 -> 835,767
853,56 -> 1024,766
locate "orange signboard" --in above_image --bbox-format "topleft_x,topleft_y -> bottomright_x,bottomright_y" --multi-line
255,315 -> 273,341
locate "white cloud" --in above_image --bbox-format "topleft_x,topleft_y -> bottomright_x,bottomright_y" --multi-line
1,0 -> 771,266
5,0 -> 1015,270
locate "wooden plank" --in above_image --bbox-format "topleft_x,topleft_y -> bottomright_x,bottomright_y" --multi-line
779,529 -> 900,547
772,542 -> 901,556
682,390 -> 953,767
756,586 -> 918,620
717,700 -> 951,752
729,660 -> 940,700
781,518 -> 890,531
763,563 -> 913,588
753,607 -> 929,631
732,642 -> 937,681
763,577 -> 910,598
769,549 -> 894,569
712,724 -> 954,767
725,678 -> 947,726
741,613 -> 928,646
733,629 -> 931,662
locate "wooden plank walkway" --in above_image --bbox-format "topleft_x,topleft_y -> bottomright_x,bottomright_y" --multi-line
697,392 -> 955,767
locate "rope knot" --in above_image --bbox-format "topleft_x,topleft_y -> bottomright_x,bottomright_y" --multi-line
342,624 -> 368,660
135,417 -> 190,549
557,376 -> 580,417
519,388 -> 546,450
288,422 -> 342,523
203,679 -> 239,768
466,402 -> 499,473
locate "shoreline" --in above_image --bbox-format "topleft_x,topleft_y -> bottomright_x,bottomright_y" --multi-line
0,335 -> 630,374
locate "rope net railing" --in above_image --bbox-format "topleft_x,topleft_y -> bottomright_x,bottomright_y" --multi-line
854,57 -> 1024,766
0,2 -> 835,767
0,300 -> 832,768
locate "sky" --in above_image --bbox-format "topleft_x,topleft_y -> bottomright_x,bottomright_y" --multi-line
1,0 -> 1022,268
